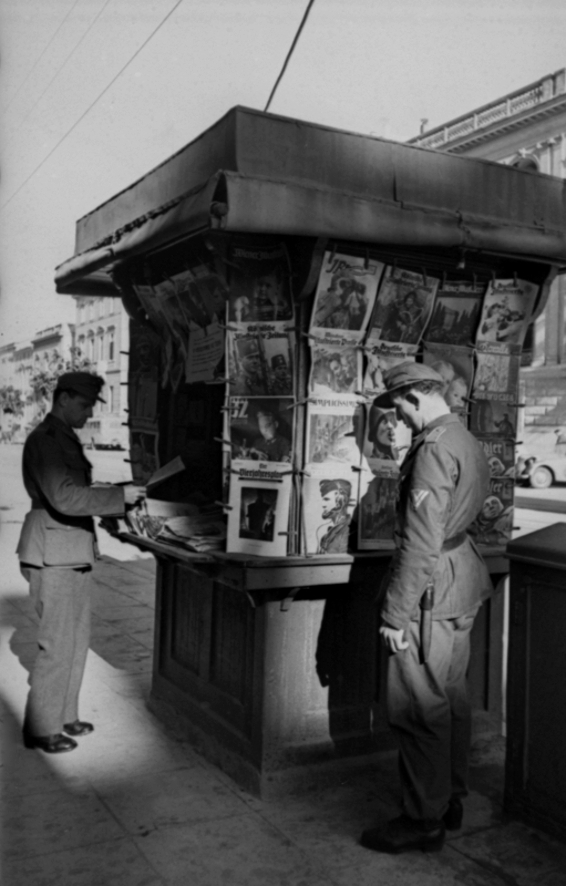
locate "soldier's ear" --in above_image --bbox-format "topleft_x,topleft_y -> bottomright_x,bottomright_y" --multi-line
406,392 -> 419,408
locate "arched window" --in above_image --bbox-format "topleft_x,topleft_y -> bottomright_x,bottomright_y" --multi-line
87,332 -> 95,361
510,153 -> 540,172
107,327 -> 115,362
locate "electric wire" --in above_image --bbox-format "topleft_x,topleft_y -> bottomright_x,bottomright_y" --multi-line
264,0 -> 316,112
2,0 -> 83,113
1,0 -> 186,213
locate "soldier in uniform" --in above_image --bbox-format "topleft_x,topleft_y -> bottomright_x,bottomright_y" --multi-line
17,373 -> 146,753
360,362 -> 492,854
316,478 -> 352,554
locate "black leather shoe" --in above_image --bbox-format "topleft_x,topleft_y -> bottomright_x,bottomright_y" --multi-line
360,814 -> 445,854
443,797 -> 463,830
23,731 -> 78,753
63,720 -> 94,737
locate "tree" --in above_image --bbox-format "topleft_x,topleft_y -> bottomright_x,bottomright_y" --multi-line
0,385 -> 25,416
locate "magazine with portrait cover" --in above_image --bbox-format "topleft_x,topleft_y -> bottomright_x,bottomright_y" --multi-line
367,266 -> 439,347
308,331 -> 361,395
362,401 -> 412,464
305,396 -> 364,466
475,278 -> 539,348
128,321 -> 161,432
470,399 -> 517,438
227,241 -> 293,324
186,321 -> 225,384
227,459 -> 292,557
310,249 -> 384,337
301,462 -> 359,555
227,323 -> 294,397
422,343 -> 475,413
468,479 -> 514,547
472,341 -> 520,404
362,341 -> 416,397
423,280 -> 485,345
357,458 -> 400,550
172,265 -> 228,327
228,397 -> 293,463
476,438 -> 516,479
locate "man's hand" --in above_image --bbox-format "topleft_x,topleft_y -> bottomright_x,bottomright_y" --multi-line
379,625 -> 409,654
123,485 -> 146,507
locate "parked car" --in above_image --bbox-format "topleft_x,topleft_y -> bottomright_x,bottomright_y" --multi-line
526,454 -> 566,488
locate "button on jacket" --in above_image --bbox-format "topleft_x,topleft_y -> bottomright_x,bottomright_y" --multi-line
17,414 -> 125,568
381,413 -> 492,630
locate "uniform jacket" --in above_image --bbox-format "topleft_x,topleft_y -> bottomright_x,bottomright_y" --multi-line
381,413 -> 492,630
17,413 -> 125,568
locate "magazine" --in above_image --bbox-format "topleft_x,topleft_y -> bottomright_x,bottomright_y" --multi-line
362,341 -> 416,397
357,458 -> 399,549
468,479 -> 514,546
309,331 -> 361,395
301,462 -> 359,555
128,321 -> 160,432
310,249 -> 383,336
476,438 -> 516,478
227,323 -> 294,397
130,430 -> 159,485
305,396 -> 364,465
362,402 -> 412,464
422,343 -> 475,413
472,342 -> 520,403
227,241 -> 293,323
228,397 -> 293,463
470,400 -> 517,438
476,278 -> 539,347
227,459 -> 292,557
186,320 -> 225,384
368,266 -> 439,346
423,280 -> 485,345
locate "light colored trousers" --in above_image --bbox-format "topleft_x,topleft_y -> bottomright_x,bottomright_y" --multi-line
386,609 -> 478,822
22,565 -> 92,736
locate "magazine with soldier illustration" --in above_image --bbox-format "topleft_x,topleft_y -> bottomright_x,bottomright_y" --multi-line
227,241 -> 293,324
468,479 -> 514,546
310,249 -> 383,337
227,323 -> 294,397
227,459 -> 292,556
362,341 -> 416,397
357,459 -> 400,550
305,396 -> 364,466
301,462 -> 359,555
423,280 -> 485,345
422,343 -> 474,414
475,438 -> 516,478
362,401 -> 412,464
228,397 -> 293,463
470,399 -> 517,438
367,266 -> 439,347
309,332 -> 361,395
476,278 -> 539,348
472,341 -> 520,404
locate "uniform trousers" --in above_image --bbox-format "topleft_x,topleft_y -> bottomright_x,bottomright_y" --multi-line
386,609 -> 478,822
22,565 -> 92,735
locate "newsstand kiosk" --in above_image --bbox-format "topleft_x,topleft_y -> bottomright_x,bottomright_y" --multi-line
55,107 -> 566,797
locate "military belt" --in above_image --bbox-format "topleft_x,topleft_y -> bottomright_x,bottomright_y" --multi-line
442,531 -> 468,552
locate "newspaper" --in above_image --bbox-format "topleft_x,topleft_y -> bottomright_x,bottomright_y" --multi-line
227,459 -> 292,556
357,458 -> 399,549
476,278 -> 539,348
368,266 -> 439,347
227,242 -> 293,323
186,320 -> 225,384
301,462 -> 359,555
310,249 -> 383,336
227,323 -> 294,396
305,396 -> 364,465
422,343 -> 475,413
228,396 -> 293,463
468,479 -> 514,546
423,280 -> 485,345
309,331 -> 361,395
472,342 -> 520,404
476,438 -> 516,478
362,341 -> 415,397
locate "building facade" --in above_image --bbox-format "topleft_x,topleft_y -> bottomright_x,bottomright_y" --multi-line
409,68 -> 566,456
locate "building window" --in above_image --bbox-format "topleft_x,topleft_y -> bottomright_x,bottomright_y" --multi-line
109,385 -> 115,412
108,329 -> 115,362
511,154 -> 540,172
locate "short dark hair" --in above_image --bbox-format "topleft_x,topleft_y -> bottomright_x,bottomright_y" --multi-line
393,379 -> 445,399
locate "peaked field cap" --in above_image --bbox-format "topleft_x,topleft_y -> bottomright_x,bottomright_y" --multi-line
373,361 -> 445,408
55,371 -> 106,403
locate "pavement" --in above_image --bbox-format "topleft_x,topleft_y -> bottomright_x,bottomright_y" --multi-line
1,444 -> 566,885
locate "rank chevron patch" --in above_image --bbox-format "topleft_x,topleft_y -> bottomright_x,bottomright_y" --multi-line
410,488 -> 430,510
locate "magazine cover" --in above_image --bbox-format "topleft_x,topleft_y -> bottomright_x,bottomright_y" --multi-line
305,396 -> 364,465
152,278 -> 191,359
470,399 -> 517,437
357,458 -> 400,550
423,280 -> 485,345
309,332 -> 361,394
228,397 -> 293,463
130,430 -> 159,485
362,342 -> 416,397
422,343 -> 475,412
472,341 -> 520,404
368,266 -> 439,346
301,462 -> 359,555
476,438 -> 516,478
476,278 -> 539,347
362,402 -> 412,464
227,323 -> 294,396
173,265 -> 228,327
186,321 -> 225,384
468,479 -> 514,546
227,241 -> 293,323
310,250 -> 383,335
128,321 -> 160,432
227,459 -> 292,556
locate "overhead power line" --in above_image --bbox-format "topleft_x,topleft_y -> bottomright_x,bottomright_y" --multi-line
1,0 -> 185,213
264,0 -> 317,113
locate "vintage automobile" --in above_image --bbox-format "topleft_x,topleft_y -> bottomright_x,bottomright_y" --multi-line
527,454 -> 566,488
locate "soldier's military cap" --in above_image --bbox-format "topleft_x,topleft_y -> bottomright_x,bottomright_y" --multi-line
319,478 -> 352,498
55,372 -> 106,403
373,361 -> 445,408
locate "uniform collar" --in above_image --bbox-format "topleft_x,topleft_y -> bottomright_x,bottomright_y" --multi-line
44,412 -> 82,444
412,412 -> 459,448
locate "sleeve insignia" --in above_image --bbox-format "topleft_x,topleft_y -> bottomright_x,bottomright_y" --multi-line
410,488 -> 430,510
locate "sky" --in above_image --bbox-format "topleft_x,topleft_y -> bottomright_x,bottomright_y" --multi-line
1,0 -> 566,348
